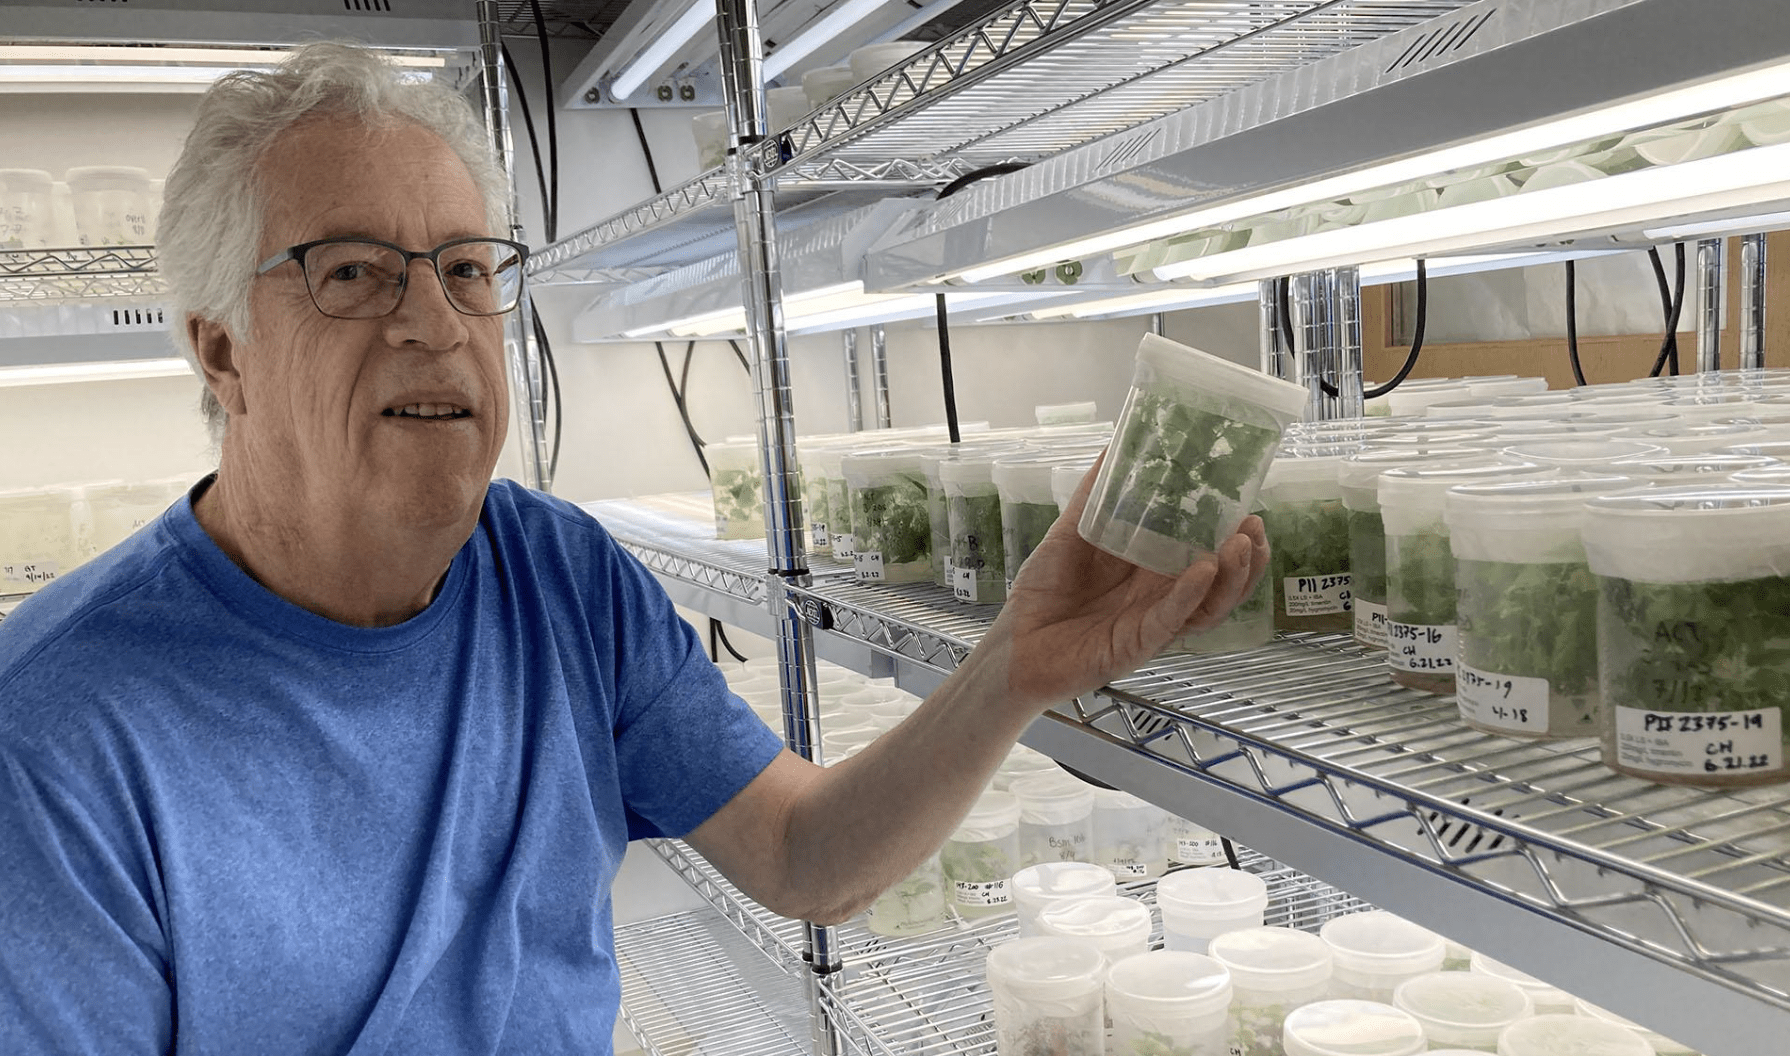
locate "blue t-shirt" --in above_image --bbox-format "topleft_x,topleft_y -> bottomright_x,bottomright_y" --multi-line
0,478 -> 784,1055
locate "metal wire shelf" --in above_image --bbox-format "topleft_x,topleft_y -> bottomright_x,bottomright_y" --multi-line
0,246 -> 165,302
614,910 -> 811,1056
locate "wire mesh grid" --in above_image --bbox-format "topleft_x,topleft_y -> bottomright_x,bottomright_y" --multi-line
0,246 -> 165,302
614,911 -> 811,1056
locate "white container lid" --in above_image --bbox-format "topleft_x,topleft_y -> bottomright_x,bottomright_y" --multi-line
1385,384 -> 1472,417
66,165 -> 152,187
0,168 -> 54,191
1134,333 -> 1310,422
1500,439 -> 1666,467
1606,452 -> 1779,480
1496,1014 -> 1653,1056
954,789 -> 1021,841
842,447 -> 927,484
1581,484 -> 1790,582
1036,401 -> 1098,425
1422,398 -> 1499,419
1338,447 -> 1486,503
1209,927 -> 1333,992
1037,895 -> 1153,954
1468,952 -> 1572,1008
1011,771 -> 1096,824
1317,911 -> 1446,977
1467,377 -> 1550,398
985,936 -> 1106,1002
1156,867 -> 1270,919
1261,450 -> 1347,503
1363,430 -> 1497,449
1012,862 -> 1118,913
1090,787 -> 1150,811
938,455 -> 1002,486
1443,475 -> 1639,563
1392,971 -> 1531,1034
1732,464 -> 1790,484
1378,461 -> 1547,532
1049,460 -> 1097,510
1105,950 -> 1232,1017
1281,999 -> 1426,1056
1611,422 -> 1768,454
993,454 -> 1078,506
1573,998 -> 1698,1054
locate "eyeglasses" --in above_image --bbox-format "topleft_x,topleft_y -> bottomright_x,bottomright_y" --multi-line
255,236 -> 529,319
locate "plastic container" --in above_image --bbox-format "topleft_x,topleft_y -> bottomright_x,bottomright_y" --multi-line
923,442 -> 1026,586
1394,971 -> 1532,1050
1037,895 -> 1153,964
1167,817 -> 1229,867
0,168 -> 55,248
843,448 -> 934,584
692,110 -> 729,169
1089,787 -> 1167,882
66,165 -> 152,245
0,485 -> 81,594
1574,999 -> 1701,1056
1209,927 -> 1334,1056
1445,475 -> 1640,739
1260,450 -> 1353,633
1079,335 -> 1307,578
848,40 -> 930,82
1037,401 -> 1099,426
1611,422 -> 1768,455
1050,460 -> 1096,514
1497,1015 -> 1653,1056
943,789 -> 1023,918
1605,452 -> 1779,482
986,937 -> 1106,1056
1105,951 -> 1234,1056
1581,485 -> 1790,787
82,479 -> 174,555
994,454 -> 1070,593
1280,1000 -> 1426,1056
996,744 -> 1062,791
766,85 -> 810,133
1156,867 -> 1270,954
1467,376 -> 1550,399
706,437 -> 765,540
941,454 -> 1010,604
1161,545 -> 1275,655
1379,461 -> 1548,694
1012,862 -> 1119,938
1338,447 -> 1485,651
801,65 -> 859,109
1317,911 -> 1446,1002
1012,771 -> 1096,869
1469,953 -> 1575,1015
1385,383 -> 1472,418
1500,439 -> 1666,470
868,851 -> 949,938
796,437 -> 847,555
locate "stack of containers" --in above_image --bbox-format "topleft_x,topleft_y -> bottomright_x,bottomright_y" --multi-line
992,453 -> 1075,594
1259,447 -> 1356,633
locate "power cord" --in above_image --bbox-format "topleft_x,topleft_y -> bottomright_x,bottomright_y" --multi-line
929,163 -> 1031,444
1363,258 -> 1427,400
503,18 -> 565,485
1648,243 -> 1687,378
1566,260 -> 1587,386
527,0 -> 560,242
1647,246 -> 1682,377
655,340 -> 711,479
712,621 -> 750,663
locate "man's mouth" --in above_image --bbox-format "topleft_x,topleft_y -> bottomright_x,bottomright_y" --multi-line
383,403 -> 472,421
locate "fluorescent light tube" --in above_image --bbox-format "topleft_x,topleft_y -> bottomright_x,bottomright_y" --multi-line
1150,142 -> 1790,285
1022,282 -> 1258,321
609,0 -> 717,100
0,358 -> 191,389
934,61 -> 1790,284
762,0 -> 891,79
1642,208 -> 1790,240
0,45 -> 444,67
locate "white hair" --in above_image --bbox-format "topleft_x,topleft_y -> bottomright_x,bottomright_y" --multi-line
158,41 -> 512,444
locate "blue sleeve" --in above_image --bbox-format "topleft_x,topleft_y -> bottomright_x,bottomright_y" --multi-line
0,746 -> 172,1054
599,539 -> 784,842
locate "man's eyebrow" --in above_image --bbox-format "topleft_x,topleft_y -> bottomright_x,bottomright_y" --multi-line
304,230 -> 493,246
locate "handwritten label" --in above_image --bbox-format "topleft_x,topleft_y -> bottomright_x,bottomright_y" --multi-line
952,565 -> 979,602
853,550 -> 885,582
1386,621 -> 1456,673
1354,601 -> 1388,649
831,531 -> 855,558
953,878 -> 1012,907
1173,835 -> 1226,865
1616,706 -> 1783,777
1105,859 -> 1148,879
1458,665 -> 1550,733
810,521 -> 828,549
1284,573 -> 1351,616
1,560 -> 57,587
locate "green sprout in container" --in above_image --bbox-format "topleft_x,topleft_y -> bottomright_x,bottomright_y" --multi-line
1349,508 -> 1388,610
827,477 -> 855,556
1123,1030 -> 1221,1056
949,490 -> 1008,604
711,467 -> 763,539
1008,1020 -> 1101,1056
1386,529 -> 1460,694
941,838 -> 1015,917
1457,558 -> 1602,737
867,858 -> 947,937
1230,1001 -> 1299,1056
1002,500 -> 1060,592
850,476 -> 932,583
1262,497 -> 1352,633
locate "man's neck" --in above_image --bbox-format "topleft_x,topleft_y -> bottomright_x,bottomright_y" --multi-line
191,471 -> 466,628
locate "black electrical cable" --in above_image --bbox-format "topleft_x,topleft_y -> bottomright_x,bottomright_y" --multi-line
713,622 -> 750,663
1221,837 -> 1242,871
935,161 -> 1030,200
656,340 -> 711,478
1566,260 -> 1587,387
499,43 -> 550,231
532,307 -> 564,481
629,108 -> 663,197
1275,276 -> 1341,399
527,0 -> 560,242
1647,246 -> 1681,376
727,338 -> 752,375
1362,259 -> 1428,400
1649,243 -> 1688,378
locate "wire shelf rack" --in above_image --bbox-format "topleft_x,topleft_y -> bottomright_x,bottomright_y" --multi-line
782,575 -> 1790,1023
615,910 -> 811,1056
0,246 -> 165,302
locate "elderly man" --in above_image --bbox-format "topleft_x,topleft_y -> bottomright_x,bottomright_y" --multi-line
0,42 -> 1266,1055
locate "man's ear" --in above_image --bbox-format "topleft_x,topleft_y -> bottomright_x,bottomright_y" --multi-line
188,315 -> 248,419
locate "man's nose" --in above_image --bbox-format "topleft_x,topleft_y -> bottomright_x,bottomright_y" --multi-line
384,258 -> 469,349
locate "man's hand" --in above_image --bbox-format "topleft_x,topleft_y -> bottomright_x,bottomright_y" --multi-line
984,455 -> 1270,711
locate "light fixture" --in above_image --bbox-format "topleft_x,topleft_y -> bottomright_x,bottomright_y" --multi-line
1148,143 -> 1790,285
0,45 -> 445,67
608,0 -> 717,100
0,358 -> 191,389
1017,282 -> 1259,321
926,61 -> 1790,285
762,0 -> 891,80
1641,208 -> 1790,240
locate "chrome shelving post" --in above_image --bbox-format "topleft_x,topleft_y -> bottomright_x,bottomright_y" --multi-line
1260,277 -> 1293,381
1696,236 -> 1728,374
476,0 -> 551,491
843,329 -> 865,432
714,0 -> 841,1052
1333,266 -> 1365,420
1291,270 -> 1341,421
1742,232 -> 1768,370
869,324 -> 892,429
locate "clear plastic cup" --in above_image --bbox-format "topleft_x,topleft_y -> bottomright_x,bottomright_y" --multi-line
1445,475 -> 1640,740
994,454 -> 1072,593
1012,862 -> 1118,938
1606,452 -> 1779,482
801,65 -> 858,110
1050,460 -> 1097,515
1260,449 -> 1353,633
692,111 -> 728,169
1281,1000 -> 1426,1056
1497,1014 -> 1653,1056
986,937 -> 1106,1056
868,851 -> 948,938
1209,927 -> 1334,1056
1089,787 -> 1167,882
1155,867 -> 1270,954
66,165 -> 152,245
1395,971 -> 1532,1050
1079,335 -> 1307,578
1012,771 -> 1095,869
1469,953 -> 1576,1015
922,442 -> 1027,586
1106,951 -> 1233,1056
1611,422 -> 1768,455
706,437 -> 765,541
1575,998 -> 1701,1056
843,448 -> 934,584
0,169 -> 55,248
1037,895 -> 1153,964
1581,485 -> 1790,787
0,485 -> 81,594
1500,439 -> 1666,469
943,789 -> 1022,918
941,454 -> 1009,605
1318,911 -> 1446,1003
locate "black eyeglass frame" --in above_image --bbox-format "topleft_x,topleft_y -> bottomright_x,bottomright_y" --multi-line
255,235 -> 531,319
